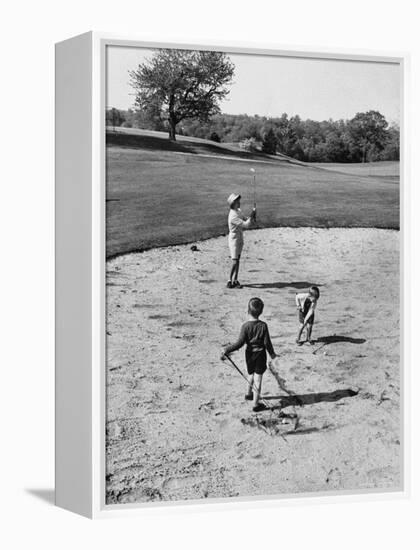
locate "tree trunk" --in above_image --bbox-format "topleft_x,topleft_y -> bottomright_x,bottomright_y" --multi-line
168,119 -> 177,141
362,139 -> 368,163
168,95 -> 177,140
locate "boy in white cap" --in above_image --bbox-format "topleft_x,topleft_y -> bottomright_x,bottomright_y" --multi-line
226,193 -> 256,288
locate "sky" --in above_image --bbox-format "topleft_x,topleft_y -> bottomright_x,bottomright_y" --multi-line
106,46 -> 400,124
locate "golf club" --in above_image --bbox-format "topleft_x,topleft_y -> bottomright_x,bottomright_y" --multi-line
250,168 -> 256,222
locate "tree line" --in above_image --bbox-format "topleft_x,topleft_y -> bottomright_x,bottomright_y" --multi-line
107,107 -> 399,163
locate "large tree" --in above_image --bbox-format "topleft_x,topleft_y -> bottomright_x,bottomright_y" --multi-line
129,49 -> 235,140
347,110 -> 388,162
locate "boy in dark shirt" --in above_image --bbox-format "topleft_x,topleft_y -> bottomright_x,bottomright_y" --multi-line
221,297 -> 277,412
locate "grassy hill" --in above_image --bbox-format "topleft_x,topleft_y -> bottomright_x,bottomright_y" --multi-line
106,127 -> 293,162
106,128 -> 400,258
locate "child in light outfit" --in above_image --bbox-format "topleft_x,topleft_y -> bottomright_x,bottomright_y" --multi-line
221,297 -> 276,412
295,286 -> 320,345
226,193 -> 256,289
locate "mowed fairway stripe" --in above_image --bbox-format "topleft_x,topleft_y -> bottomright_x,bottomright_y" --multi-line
171,150 -> 294,166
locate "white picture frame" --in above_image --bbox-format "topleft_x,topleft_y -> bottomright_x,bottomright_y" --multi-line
55,31 -> 409,518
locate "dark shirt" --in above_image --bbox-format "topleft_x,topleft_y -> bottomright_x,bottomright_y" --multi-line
303,297 -> 313,317
224,320 -> 275,357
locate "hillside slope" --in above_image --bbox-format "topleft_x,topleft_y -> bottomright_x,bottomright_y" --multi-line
107,127 -> 294,164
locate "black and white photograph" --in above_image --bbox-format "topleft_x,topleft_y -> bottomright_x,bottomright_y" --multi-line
6,0 -> 420,544
104,44 -> 401,505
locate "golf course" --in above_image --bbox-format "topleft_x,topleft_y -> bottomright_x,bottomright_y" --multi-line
105,128 -> 401,504
106,128 -> 399,258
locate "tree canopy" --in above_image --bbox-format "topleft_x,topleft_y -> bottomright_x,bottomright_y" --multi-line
261,127 -> 278,155
347,110 -> 389,162
129,49 -> 235,140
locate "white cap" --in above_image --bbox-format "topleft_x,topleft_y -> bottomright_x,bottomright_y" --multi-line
227,193 -> 241,207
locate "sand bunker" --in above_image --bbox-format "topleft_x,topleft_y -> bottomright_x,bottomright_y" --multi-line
105,227 -> 400,504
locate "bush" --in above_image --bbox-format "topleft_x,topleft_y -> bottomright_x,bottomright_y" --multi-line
261,128 -> 277,154
239,137 -> 259,152
210,131 -> 221,142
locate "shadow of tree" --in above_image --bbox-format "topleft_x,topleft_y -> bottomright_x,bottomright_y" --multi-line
106,131 -> 192,153
106,130 -> 279,161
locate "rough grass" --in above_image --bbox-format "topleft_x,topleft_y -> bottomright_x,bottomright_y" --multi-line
106,131 -> 400,258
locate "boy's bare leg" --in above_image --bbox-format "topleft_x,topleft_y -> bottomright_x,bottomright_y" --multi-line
246,374 -> 254,398
233,259 -> 240,283
229,260 -> 237,283
253,374 -> 262,408
306,324 -> 313,343
296,324 -> 305,344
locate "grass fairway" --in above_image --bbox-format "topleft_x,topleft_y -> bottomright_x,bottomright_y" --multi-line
106,131 -> 399,258
310,161 -> 399,182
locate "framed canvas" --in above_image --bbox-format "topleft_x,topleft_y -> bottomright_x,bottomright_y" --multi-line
55,32 -> 409,518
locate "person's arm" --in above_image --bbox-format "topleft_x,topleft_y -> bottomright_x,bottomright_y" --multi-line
264,325 -> 276,360
303,303 -> 315,325
223,324 -> 247,356
241,217 -> 253,229
231,211 -> 254,230
295,293 -> 301,309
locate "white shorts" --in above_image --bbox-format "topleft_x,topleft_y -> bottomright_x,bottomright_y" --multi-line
228,235 -> 243,260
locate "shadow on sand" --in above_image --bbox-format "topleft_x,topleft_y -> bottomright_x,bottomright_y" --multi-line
243,389 -> 358,436
316,335 -> 366,345
243,281 -> 322,290
265,388 -> 358,409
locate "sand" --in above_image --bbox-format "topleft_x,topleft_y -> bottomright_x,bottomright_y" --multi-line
105,227 -> 400,504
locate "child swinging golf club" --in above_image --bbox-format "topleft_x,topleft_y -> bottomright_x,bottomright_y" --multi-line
221,297 -> 277,412
295,286 -> 320,345
226,193 -> 256,288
